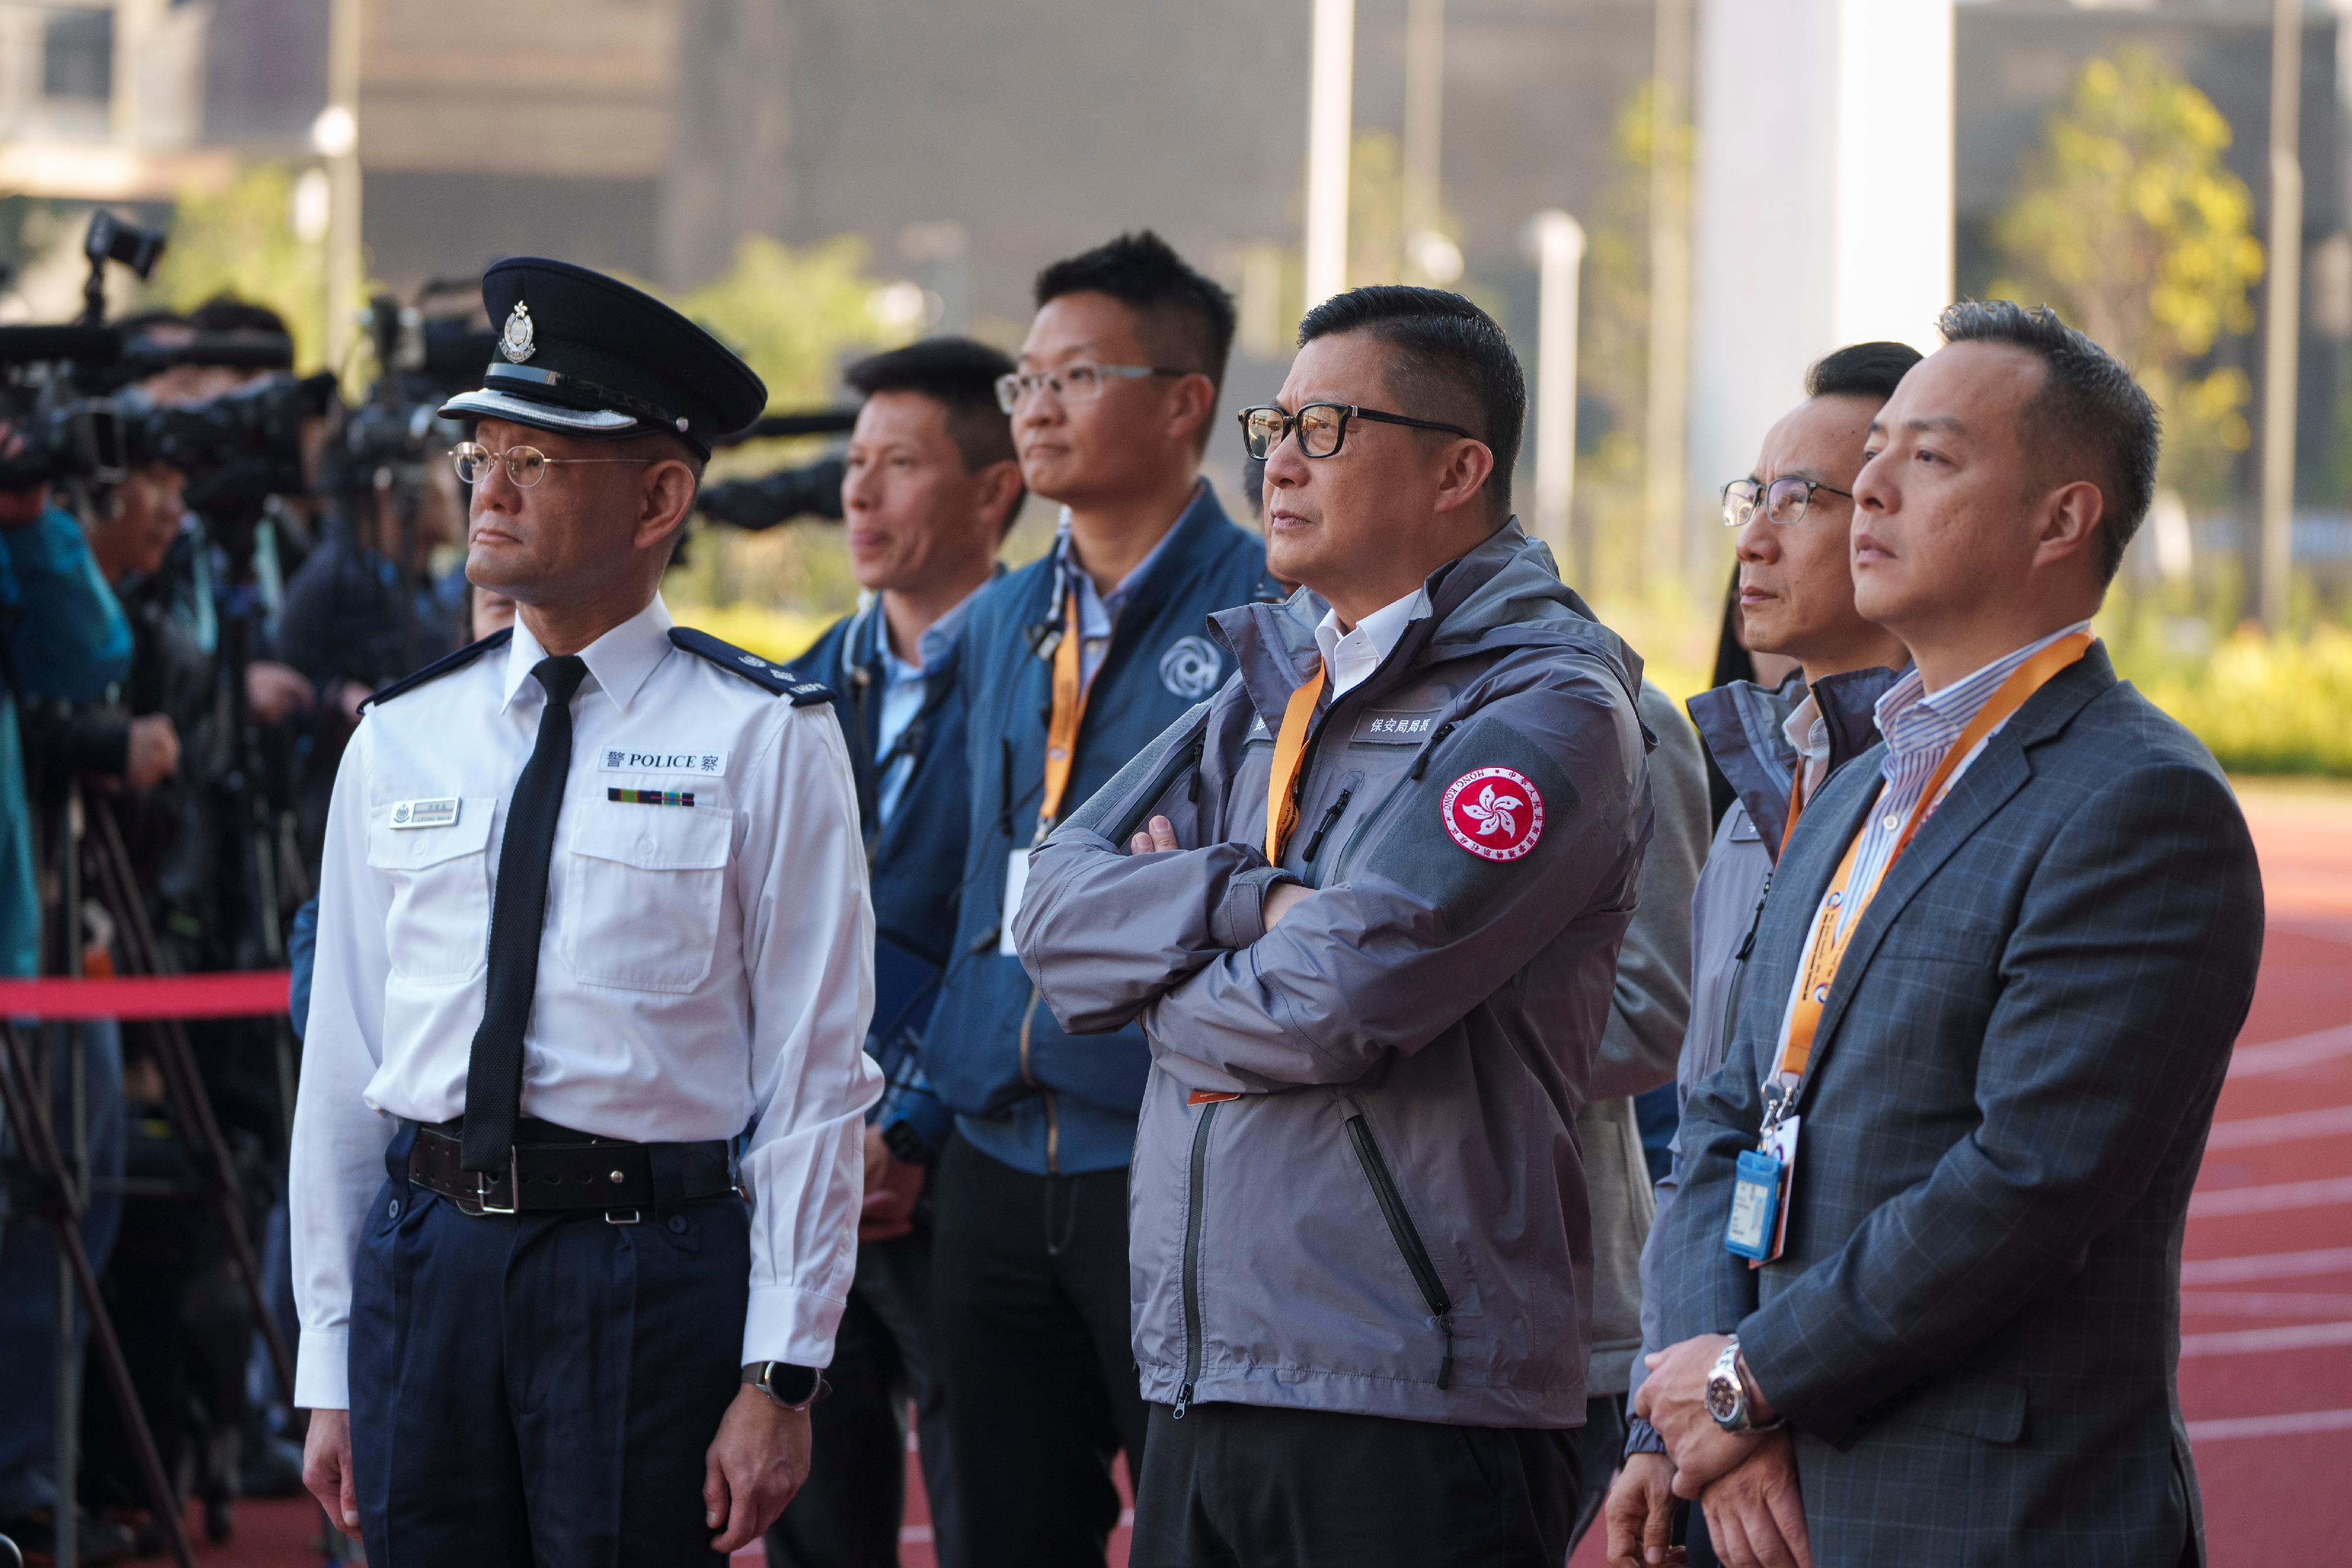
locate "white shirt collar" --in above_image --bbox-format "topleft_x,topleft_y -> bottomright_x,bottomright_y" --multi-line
502,593 -> 675,715
1314,587 -> 1432,699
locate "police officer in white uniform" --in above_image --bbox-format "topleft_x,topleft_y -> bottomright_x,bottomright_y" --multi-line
290,257 -> 880,1565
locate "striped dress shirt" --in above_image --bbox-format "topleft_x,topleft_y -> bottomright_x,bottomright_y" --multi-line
1772,618 -> 2095,1078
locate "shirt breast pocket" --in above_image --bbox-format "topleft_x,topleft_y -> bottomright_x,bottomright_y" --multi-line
563,800 -> 735,994
365,798 -> 497,984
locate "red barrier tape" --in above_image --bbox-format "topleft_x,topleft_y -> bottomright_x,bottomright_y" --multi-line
0,971 -> 292,1021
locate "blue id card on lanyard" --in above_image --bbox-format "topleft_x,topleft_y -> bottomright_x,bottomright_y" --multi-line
1725,1148 -> 1783,1262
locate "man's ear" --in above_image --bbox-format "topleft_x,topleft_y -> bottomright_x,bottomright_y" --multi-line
634,459 -> 700,552
1429,437 -> 1497,521
2032,478 -> 2104,574
974,459 -> 1024,540
1162,372 -> 1218,452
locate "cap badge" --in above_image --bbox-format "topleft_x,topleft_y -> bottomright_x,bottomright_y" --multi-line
500,301 -> 537,364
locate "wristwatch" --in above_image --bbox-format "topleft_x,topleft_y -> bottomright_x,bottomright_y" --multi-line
743,1362 -> 825,1412
1704,1339 -> 1783,1434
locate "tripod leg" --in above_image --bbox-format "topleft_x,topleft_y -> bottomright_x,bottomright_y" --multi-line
0,1025 -> 196,1568
83,800 -> 299,1400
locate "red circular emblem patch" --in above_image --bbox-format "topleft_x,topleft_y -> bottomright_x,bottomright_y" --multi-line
1441,767 -> 1544,861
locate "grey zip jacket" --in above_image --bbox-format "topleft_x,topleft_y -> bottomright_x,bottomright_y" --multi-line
1014,522 -> 1653,1429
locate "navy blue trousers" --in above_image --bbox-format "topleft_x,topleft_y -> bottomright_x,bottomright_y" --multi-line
349,1126 -> 747,1567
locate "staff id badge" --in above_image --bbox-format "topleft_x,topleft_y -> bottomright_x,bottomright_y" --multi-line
997,848 -> 1032,957
1725,1149 -> 1782,1262
1725,1116 -> 1801,1266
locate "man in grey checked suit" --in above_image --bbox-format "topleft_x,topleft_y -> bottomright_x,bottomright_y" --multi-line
1633,301 -> 2264,1568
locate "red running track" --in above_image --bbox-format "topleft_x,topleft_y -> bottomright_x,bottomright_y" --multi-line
119,784 -> 2351,1567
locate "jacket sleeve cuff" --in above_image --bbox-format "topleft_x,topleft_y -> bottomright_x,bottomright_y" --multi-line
294,1328 -> 351,1410
741,1283 -> 850,1370
1623,1415 -> 1668,1457
1210,865 -> 1297,950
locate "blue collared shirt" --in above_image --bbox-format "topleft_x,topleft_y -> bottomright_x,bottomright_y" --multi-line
871,584 -> 984,828
1052,486 -> 1192,688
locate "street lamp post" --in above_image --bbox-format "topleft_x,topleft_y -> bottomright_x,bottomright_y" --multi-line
1526,209 -> 1586,567
2260,0 -> 2303,634
1305,0 -> 1355,309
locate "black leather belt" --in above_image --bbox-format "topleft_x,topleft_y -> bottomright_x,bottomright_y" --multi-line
405,1118 -> 734,1223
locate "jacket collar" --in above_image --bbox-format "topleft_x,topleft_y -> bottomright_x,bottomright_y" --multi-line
1686,663 -> 1902,858
1208,518 -> 1643,734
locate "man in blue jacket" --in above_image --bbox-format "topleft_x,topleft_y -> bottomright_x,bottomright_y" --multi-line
767,336 -> 1022,1568
0,478 -> 135,1559
921,232 -> 1275,1568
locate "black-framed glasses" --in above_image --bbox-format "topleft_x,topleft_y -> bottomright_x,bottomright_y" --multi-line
1720,475 -> 1853,529
1237,402 -> 1480,460
993,363 -> 1191,414
452,441 -> 658,489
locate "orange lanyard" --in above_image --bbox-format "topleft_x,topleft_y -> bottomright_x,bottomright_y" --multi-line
1772,633 -> 2091,1086
1779,766 -> 1807,858
1036,590 -> 1093,840
1263,661 -> 1327,863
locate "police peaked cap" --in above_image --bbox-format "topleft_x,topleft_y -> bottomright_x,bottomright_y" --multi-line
439,256 -> 767,459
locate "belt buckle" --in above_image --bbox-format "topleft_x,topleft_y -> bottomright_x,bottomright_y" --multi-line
475,1152 -> 519,1216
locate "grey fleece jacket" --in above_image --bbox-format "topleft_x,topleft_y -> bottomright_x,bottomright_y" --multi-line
1015,522 -> 1653,1429
1579,682 -> 1709,1398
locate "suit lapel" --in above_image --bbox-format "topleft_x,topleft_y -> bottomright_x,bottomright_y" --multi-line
1798,650 -> 2116,1100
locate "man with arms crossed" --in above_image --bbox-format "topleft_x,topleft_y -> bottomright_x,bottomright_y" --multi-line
1638,302 -> 2263,1567
1606,342 -> 1915,1568
766,337 -> 1022,1568
293,259 -> 878,1564
1017,286 -> 1652,1566
919,232 -> 1273,1568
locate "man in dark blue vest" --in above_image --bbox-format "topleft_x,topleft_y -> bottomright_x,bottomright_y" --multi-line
766,338 -> 1023,1568
922,232 -> 1275,1568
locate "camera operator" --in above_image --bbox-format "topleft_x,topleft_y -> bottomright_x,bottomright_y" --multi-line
271,409 -> 465,864
0,452 -> 139,1560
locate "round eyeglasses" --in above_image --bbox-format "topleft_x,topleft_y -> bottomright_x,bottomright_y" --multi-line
450,441 -> 659,489
993,363 -> 1190,414
1237,403 -> 1479,460
1720,475 -> 1854,529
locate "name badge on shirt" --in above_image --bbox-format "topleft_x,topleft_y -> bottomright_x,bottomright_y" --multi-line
598,747 -> 730,775
388,797 -> 459,830
1352,707 -> 1442,744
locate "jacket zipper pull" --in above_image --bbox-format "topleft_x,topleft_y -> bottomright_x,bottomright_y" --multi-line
1300,789 -> 1352,864
1435,1312 -> 1454,1391
1406,721 -> 1459,782
1733,871 -> 1773,962
1172,1383 -> 1192,1419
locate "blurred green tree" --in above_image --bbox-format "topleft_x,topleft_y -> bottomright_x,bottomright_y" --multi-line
655,233 -> 913,616
149,162 -> 352,373
1988,49 -> 2265,506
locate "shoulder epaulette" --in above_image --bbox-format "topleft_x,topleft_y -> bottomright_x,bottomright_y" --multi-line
359,627 -> 513,712
669,626 -> 836,706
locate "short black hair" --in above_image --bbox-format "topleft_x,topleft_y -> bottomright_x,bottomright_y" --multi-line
1937,300 -> 2160,584
1295,285 -> 1526,523
188,295 -> 290,340
1034,230 -> 1237,399
843,336 -> 1023,536
1806,340 -> 1922,404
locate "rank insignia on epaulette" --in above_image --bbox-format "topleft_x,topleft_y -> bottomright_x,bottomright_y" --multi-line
608,787 -> 696,807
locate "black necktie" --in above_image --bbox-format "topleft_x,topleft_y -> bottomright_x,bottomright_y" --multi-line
460,654 -> 589,1172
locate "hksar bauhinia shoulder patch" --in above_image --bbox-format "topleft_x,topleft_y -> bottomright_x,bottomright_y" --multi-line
1441,767 -> 1544,861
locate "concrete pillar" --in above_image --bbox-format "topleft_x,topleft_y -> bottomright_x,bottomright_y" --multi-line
1688,0 -> 1953,576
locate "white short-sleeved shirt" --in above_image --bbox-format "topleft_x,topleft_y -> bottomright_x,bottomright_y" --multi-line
288,593 -> 881,1408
